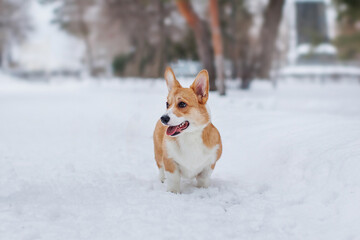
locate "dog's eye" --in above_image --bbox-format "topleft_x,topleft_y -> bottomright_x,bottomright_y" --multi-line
178,102 -> 187,108
166,102 -> 169,109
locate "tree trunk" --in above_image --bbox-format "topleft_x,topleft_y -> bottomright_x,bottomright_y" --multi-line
124,39 -> 145,76
209,0 -> 226,95
240,65 -> 254,90
76,1 -> 95,76
145,0 -> 166,78
239,0 -> 285,89
257,0 -> 285,79
156,0 -> 166,77
229,0 -> 238,79
176,0 -> 216,91
0,43 -> 10,71
240,36 -> 255,89
84,34 -> 95,76
0,45 -> 3,69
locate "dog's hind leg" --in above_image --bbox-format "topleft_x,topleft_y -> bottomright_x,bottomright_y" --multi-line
196,165 -> 213,188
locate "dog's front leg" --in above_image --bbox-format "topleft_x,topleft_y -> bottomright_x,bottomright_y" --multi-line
158,166 -> 165,183
163,156 -> 181,193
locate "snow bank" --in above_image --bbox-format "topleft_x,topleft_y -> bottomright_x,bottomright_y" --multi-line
280,64 -> 360,78
1,76 -> 360,239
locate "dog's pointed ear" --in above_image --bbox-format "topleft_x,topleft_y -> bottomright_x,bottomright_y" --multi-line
164,67 -> 181,92
191,69 -> 209,104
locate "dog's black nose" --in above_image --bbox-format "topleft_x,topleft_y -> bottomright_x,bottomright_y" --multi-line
161,115 -> 170,124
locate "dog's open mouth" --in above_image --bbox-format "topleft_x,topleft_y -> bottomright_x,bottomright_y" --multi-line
166,121 -> 189,136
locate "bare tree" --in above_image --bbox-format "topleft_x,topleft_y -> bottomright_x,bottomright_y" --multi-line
218,0 -> 253,81
176,0 -> 216,91
0,0 -> 31,69
240,0 -> 285,89
102,0 -> 175,77
257,0 -> 285,79
209,0 -> 225,95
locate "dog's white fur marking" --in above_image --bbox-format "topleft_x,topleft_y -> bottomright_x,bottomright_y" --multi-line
196,165 -> 213,188
165,71 -> 176,91
205,104 -> 211,119
165,167 -> 181,193
166,127 -> 219,179
163,107 -> 185,126
158,167 -> 165,183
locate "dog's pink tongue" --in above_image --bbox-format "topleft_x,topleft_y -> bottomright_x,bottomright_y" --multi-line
166,126 -> 178,136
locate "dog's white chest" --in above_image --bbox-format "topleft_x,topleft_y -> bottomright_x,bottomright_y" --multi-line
165,131 -> 218,178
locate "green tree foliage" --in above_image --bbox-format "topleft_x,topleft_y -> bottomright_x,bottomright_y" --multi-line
334,0 -> 360,23
333,0 -> 360,60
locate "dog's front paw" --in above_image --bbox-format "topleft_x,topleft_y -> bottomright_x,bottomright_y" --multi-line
196,182 -> 210,188
167,185 -> 181,194
165,169 -> 180,193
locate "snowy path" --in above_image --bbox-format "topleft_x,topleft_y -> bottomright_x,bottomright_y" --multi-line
1,78 -> 360,239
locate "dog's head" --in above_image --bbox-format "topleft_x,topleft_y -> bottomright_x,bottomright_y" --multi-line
160,67 -> 211,137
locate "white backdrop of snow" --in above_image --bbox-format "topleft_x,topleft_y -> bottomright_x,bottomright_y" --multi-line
0,75 -> 360,239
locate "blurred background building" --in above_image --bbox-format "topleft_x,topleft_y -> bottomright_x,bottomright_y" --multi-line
284,0 -> 338,64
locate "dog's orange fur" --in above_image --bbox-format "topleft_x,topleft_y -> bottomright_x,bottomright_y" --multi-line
153,68 -> 222,176
202,123 -> 222,169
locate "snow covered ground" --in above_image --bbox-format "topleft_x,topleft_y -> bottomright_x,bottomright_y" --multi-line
1,75 -> 360,240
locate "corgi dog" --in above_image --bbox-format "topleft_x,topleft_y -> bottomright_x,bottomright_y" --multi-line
153,67 -> 222,193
